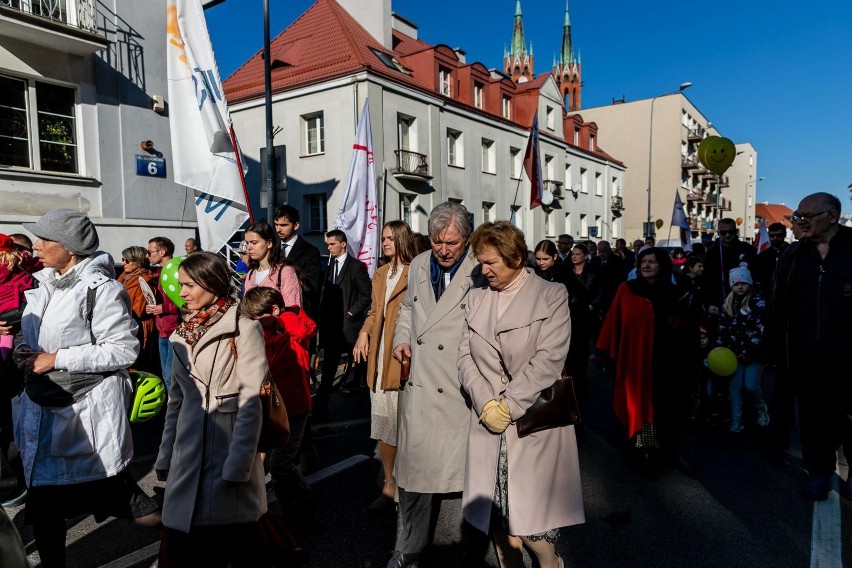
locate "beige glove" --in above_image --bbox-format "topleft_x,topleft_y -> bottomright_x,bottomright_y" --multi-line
479,399 -> 512,434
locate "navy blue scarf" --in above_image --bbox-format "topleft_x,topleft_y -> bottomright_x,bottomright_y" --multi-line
430,248 -> 468,300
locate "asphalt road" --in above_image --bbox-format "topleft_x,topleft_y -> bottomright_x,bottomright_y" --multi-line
5,363 -> 851,567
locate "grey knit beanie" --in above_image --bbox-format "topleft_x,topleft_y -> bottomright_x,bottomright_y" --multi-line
23,208 -> 99,256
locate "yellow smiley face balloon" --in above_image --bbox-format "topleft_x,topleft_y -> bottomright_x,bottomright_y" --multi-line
698,136 -> 736,175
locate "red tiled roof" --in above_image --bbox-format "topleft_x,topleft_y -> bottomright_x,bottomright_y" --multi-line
756,203 -> 794,228
224,0 -> 422,104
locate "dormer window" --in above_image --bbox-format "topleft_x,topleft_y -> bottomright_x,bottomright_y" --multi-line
439,67 -> 452,96
502,95 -> 512,119
474,82 -> 484,109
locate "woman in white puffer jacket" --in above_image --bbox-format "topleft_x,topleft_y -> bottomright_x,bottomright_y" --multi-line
14,209 -> 159,568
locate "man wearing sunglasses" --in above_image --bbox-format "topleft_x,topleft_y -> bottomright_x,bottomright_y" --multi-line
702,217 -> 758,314
754,222 -> 790,296
768,192 -> 852,501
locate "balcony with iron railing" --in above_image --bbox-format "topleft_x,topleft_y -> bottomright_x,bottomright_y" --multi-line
610,196 -> 624,210
686,127 -> 703,142
681,154 -> 700,170
718,175 -> 729,188
393,149 -> 432,181
0,0 -> 107,54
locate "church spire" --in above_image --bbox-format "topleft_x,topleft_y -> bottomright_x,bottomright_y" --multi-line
511,0 -> 526,58
505,0 -> 534,83
560,0 -> 574,64
552,0 -> 582,111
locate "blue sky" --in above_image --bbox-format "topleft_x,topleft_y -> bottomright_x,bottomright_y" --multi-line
205,0 -> 852,209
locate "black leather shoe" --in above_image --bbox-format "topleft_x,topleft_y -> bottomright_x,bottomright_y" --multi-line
386,550 -> 419,568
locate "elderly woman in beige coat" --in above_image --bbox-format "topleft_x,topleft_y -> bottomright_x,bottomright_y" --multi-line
459,222 -> 584,568
154,252 -> 269,568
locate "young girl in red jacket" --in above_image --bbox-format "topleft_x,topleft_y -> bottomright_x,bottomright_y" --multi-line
241,287 -> 316,542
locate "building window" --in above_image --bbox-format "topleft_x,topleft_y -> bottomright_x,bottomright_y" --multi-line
594,215 -> 601,237
447,129 -> 463,167
611,215 -> 619,239
509,147 -> 521,179
474,82 -> 484,109
400,194 -> 413,227
564,212 -> 571,235
0,76 -> 79,173
589,134 -> 596,152
580,214 -> 588,237
544,154 -> 555,180
302,112 -> 324,155
502,95 -> 512,119
565,163 -> 572,190
305,194 -> 327,233
482,202 -> 494,223
545,209 -> 554,237
612,176 -> 619,196
580,168 -> 588,193
439,66 -> 452,96
511,205 -> 522,229
595,172 -> 603,196
573,127 -> 580,145
481,138 -> 495,174
397,114 -> 416,151
546,106 -> 555,130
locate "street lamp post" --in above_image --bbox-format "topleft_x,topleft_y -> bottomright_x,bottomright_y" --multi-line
645,82 -> 693,237
745,176 -> 766,241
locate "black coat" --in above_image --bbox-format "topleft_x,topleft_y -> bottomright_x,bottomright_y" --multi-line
286,236 -> 322,319
319,254 -> 372,346
702,239 -> 758,308
768,225 -> 852,367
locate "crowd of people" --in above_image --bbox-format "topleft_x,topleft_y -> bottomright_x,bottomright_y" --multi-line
0,190 -> 849,567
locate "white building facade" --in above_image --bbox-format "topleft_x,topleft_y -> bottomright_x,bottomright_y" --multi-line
0,0 -> 197,258
225,0 -> 625,251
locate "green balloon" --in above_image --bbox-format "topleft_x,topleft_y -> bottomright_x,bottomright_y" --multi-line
160,256 -> 185,309
698,136 -> 736,175
707,346 -> 738,377
655,219 -> 664,230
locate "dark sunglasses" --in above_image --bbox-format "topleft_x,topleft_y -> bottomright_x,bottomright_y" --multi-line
718,229 -> 737,236
791,210 -> 833,223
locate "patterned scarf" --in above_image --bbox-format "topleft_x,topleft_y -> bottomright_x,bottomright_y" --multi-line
175,297 -> 231,347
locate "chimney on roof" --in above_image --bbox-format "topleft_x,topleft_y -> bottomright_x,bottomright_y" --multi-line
454,48 -> 466,63
338,0 -> 392,50
392,12 -> 417,39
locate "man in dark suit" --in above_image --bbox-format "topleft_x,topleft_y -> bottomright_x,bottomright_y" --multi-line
315,229 -> 372,421
274,205 -> 321,319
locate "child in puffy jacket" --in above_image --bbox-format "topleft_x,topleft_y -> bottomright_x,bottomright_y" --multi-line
716,264 -> 769,433
241,286 -> 316,542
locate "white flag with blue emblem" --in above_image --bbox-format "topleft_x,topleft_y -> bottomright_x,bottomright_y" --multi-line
167,0 -> 249,253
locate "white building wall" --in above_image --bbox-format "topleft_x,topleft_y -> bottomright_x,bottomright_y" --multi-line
230,72 -> 624,252
0,0 -> 197,260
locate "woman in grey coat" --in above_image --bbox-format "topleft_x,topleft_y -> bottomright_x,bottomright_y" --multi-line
155,252 -> 269,567
459,222 -> 584,568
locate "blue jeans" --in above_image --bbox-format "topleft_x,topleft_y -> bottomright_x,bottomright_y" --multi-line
730,362 -> 764,423
158,337 -> 174,392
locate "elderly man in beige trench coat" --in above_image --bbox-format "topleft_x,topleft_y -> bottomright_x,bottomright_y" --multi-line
387,202 -> 486,568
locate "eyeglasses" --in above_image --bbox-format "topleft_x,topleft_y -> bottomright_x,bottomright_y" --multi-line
121,258 -> 131,263
791,210 -> 833,223
145,249 -> 159,256
718,229 -> 737,236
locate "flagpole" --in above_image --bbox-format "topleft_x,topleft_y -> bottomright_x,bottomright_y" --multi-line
229,125 -> 254,224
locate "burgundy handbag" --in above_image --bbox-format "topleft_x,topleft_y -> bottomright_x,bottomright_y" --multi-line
499,354 -> 581,438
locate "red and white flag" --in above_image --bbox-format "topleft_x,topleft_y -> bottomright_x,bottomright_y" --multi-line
167,0 -> 250,253
755,218 -> 770,253
523,114 -> 543,209
670,190 -> 692,252
335,99 -> 379,276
